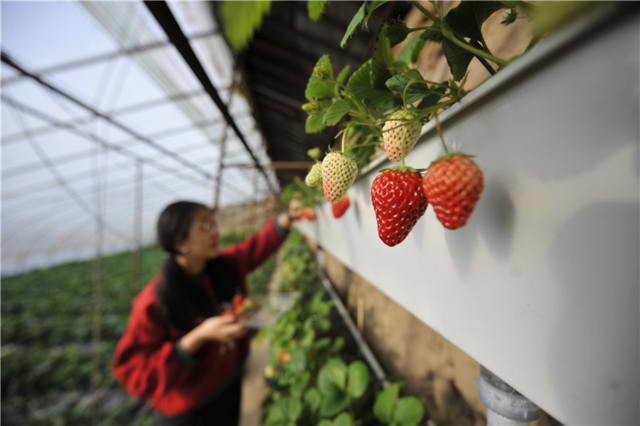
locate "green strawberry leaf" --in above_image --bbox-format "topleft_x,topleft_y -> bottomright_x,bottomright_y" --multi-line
347,361 -> 369,399
363,1 -> 388,30
219,1 -> 272,51
288,348 -> 307,373
308,0 -> 327,22
385,19 -> 412,48
305,55 -> 335,101
371,22 -> 395,90
333,412 -> 353,426
347,61 -> 372,99
373,383 -> 400,424
385,74 -> 432,105
290,371 -> 311,398
442,38 -> 474,82
419,22 -> 443,42
417,82 -> 448,110
304,388 -> 322,414
340,3 -> 365,48
410,37 -> 427,63
314,337 -> 331,349
318,420 -> 334,426
340,1 -> 388,48
395,36 -> 423,67
337,64 -> 352,84
306,112 -> 327,134
319,393 -> 350,418
330,337 -> 345,352
444,1 -> 505,42
300,329 -> 316,347
392,396 -> 424,426
324,99 -> 352,126
266,396 -> 303,426
318,358 -> 348,397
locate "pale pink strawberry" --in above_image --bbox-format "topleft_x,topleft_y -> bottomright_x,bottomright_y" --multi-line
382,110 -> 422,162
305,162 -> 322,187
322,152 -> 358,204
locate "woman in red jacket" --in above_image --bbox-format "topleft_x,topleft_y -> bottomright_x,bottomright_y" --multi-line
112,199 -> 301,425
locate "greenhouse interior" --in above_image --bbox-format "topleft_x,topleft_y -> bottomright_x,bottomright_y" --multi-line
1,1 -> 638,426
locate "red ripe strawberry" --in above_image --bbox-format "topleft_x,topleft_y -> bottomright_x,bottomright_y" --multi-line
233,294 -> 244,308
371,167 -> 428,247
332,195 -> 350,218
302,207 -> 316,221
422,155 -> 484,230
221,309 -> 235,318
382,110 -> 422,162
322,152 -> 358,204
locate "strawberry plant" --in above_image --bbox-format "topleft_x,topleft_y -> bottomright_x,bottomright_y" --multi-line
284,0 -> 587,244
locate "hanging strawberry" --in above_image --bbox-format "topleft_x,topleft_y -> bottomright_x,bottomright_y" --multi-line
302,207 -> 317,221
332,195 -> 351,218
305,162 -> 322,187
422,111 -> 484,230
371,167 -> 428,247
422,155 -> 483,230
322,152 -> 358,204
382,110 -> 422,162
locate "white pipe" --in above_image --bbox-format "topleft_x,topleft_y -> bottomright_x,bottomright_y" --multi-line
478,367 -> 539,426
315,252 -> 389,387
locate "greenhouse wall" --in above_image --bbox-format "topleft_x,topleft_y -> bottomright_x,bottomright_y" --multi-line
297,9 -> 640,426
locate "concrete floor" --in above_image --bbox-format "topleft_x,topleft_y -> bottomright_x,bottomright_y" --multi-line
239,336 -> 270,426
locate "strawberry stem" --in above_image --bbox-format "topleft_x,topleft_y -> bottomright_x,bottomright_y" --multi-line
341,127 -> 347,152
434,109 -> 450,155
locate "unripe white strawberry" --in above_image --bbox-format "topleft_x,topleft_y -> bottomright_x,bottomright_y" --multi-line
305,162 -> 322,187
322,152 -> 358,204
382,110 -> 422,162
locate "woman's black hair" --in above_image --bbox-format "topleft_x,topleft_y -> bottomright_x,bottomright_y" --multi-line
155,201 -> 217,333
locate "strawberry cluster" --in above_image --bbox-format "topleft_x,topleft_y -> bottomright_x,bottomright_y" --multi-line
222,295 -> 260,319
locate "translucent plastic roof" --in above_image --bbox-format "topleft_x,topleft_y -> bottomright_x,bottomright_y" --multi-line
1,1 -> 279,276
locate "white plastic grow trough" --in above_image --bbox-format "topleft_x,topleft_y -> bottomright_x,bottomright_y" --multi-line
296,6 -> 639,426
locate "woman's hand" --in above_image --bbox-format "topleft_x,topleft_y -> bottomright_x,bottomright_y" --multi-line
277,199 -> 303,230
179,316 -> 250,355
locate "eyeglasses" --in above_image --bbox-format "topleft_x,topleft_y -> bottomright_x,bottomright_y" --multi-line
200,219 -> 217,232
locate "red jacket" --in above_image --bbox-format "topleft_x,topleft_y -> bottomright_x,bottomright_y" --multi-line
112,219 -> 286,416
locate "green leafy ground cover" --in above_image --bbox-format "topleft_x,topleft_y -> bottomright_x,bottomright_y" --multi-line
1,230 -> 276,426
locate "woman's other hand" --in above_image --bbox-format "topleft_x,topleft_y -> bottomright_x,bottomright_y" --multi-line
179,316 -> 250,355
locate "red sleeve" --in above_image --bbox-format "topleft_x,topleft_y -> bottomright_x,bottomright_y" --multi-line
112,286 -> 184,401
219,218 -> 286,276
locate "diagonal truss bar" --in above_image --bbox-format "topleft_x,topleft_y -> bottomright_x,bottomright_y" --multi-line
2,89 -> 208,145
3,96 -> 132,243
1,95 -> 210,189
143,1 -> 276,194
1,52 -> 223,185
0,29 -> 220,86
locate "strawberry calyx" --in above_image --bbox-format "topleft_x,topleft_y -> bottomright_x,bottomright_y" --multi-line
378,166 -> 427,174
428,152 -> 476,168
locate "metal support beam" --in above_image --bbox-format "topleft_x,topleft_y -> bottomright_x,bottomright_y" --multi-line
143,1 -> 276,193
0,29 -> 219,86
1,53 -> 219,183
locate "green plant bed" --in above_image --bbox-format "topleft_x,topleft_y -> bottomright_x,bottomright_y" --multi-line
260,229 -> 425,426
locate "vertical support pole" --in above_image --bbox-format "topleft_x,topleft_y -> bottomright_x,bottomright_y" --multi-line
132,160 -> 143,293
91,146 -> 105,425
212,85 -> 234,214
252,167 -> 259,231
478,366 -> 540,426
212,123 -> 228,213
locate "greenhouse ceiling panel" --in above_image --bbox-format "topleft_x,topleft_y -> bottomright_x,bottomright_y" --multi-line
1,1 -> 279,276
